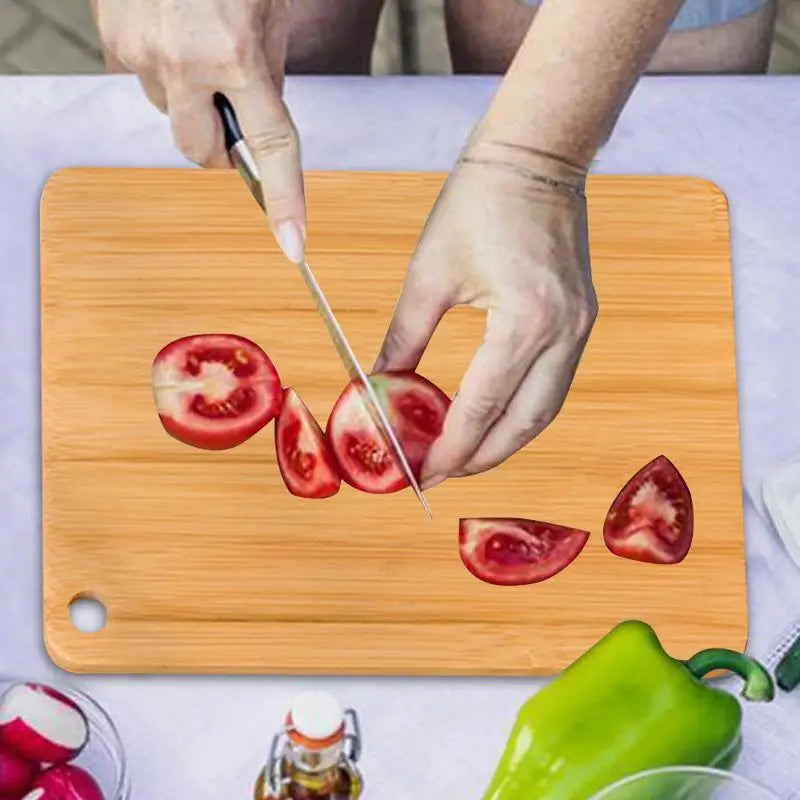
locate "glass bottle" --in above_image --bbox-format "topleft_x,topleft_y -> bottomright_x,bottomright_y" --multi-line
254,691 -> 363,800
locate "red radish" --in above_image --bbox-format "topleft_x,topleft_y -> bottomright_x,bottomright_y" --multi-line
604,455 -> 694,564
326,371 -> 451,493
276,388 -> 340,499
152,334 -> 283,450
0,745 -> 38,796
23,765 -> 104,800
0,684 -> 88,765
459,518 -> 590,586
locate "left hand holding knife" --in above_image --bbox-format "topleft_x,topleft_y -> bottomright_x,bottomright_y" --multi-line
91,0 -> 307,264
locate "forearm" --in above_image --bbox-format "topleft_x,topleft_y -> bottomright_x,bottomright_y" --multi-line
475,0 -> 685,169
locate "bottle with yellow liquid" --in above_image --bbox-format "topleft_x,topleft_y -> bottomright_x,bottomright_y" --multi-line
254,691 -> 363,800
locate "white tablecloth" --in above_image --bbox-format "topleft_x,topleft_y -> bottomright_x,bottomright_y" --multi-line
0,74 -> 799,797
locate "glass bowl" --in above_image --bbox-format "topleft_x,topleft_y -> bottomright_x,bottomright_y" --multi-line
0,678 -> 129,800
590,766 -> 780,799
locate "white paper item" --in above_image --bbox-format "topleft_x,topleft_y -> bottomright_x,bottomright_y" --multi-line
763,456 -> 800,572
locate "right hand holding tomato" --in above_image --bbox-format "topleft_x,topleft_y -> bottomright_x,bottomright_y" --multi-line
374,138 -> 598,488
91,0 -> 306,264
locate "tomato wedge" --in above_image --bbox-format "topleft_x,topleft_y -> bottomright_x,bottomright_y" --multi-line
152,334 -> 282,450
604,455 -> 694,564
276,388 -> 340,499
459,518 -> 589,586
326,371 -> 451,494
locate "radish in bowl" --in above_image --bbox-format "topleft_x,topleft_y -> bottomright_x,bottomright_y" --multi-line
23,764 -> 104,800
0,744 -> 38,796
0,684 -> 88,765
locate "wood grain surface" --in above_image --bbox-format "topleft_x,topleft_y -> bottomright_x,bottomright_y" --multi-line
40,168 -> 745,675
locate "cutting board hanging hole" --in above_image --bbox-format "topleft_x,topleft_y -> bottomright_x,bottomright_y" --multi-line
68,595 -> 106,634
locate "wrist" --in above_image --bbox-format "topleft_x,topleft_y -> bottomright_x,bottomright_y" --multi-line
459,135 -> 588,199
473,97 -> 600,172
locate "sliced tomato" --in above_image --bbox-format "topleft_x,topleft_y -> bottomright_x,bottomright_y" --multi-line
459,518 -> 589,586
604,455 -> 694,564
276,388 -> 340,499
152,334 -> 282,450
326,371 -> 451,494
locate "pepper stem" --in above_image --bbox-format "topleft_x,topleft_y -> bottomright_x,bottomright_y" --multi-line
685,648 -> 775,702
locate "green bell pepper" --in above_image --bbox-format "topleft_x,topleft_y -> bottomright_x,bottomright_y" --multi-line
482,620 -> 774,800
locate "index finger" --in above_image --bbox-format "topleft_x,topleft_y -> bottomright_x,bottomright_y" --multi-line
227,74 -> 306,263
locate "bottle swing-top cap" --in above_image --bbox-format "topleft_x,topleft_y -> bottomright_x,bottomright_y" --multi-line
285,691 -> 346,750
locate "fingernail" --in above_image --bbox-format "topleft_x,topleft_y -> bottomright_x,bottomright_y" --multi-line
275,220 -> 305,264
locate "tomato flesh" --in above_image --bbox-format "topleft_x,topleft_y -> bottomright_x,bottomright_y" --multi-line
604,455 -> 694,564
276,388 -> 340,499
459,518 -> 589,586
152,334 -> 282,450
326,371 -> 451,494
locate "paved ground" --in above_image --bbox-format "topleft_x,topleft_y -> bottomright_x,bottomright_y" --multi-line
1,0 -> 800,75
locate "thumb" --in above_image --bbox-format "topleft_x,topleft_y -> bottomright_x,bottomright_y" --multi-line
228,74 -> 306,264
374,271 -> 450,373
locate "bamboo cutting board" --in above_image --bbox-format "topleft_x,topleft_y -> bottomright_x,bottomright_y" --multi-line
41,168 -> 745,675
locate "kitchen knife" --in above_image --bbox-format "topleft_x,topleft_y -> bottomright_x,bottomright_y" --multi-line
213,93 -> 432,517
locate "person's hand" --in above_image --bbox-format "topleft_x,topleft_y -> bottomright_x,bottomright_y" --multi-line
374,141 -> 598,488
91,0 -> 305,263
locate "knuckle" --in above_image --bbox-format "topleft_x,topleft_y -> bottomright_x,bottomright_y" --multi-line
160,35 -> 251,79
161,43 -> 199,78
247,124 -> 297,157
381,325 -> 413,360
170,120 -> 211,165
406,264 -> 438,298
98,24 -> 118,52
95,11 -> 120,49
572,297 -> 599,341
211,30 -> 258,75
512,408 -> 556,443
228,33 -> 256,68
110,35 -> 144,68
161,52 -> 187,78
498,306 -> 554,356
176,137 -> 209,166
206,48 -> 246,78
460,393 -> 506,425
459,460 -> 490,478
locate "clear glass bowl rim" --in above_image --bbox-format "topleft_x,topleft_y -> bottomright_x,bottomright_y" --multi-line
590,765 -> 781,799
0,675 -> 130,800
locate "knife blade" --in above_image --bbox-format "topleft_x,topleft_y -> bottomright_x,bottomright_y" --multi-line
213,93 -> 432,517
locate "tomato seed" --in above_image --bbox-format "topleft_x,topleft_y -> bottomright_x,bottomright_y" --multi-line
346,435 -> 391,475
290,451 -> 316,480
192,387 -> 254,418
487,532 -> 554,566
184,347 -> 258,379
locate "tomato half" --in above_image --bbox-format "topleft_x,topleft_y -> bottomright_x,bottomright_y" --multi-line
276,388 -> 341,499
152,334 -> 282,450
603,455 -> 694,564
459,518 -> 589,586
326,371 -> 451,494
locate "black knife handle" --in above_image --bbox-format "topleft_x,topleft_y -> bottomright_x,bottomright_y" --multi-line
213,92 -> 244,151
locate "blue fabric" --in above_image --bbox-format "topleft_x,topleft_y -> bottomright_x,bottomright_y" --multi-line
517,0 -> 770,30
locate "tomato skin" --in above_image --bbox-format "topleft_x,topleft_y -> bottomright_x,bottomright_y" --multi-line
603,455 -> 694,565
152,334 -> 282,451
459,518 -> 589,586
326,371 -> 451,494
276,388 -> 341,499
